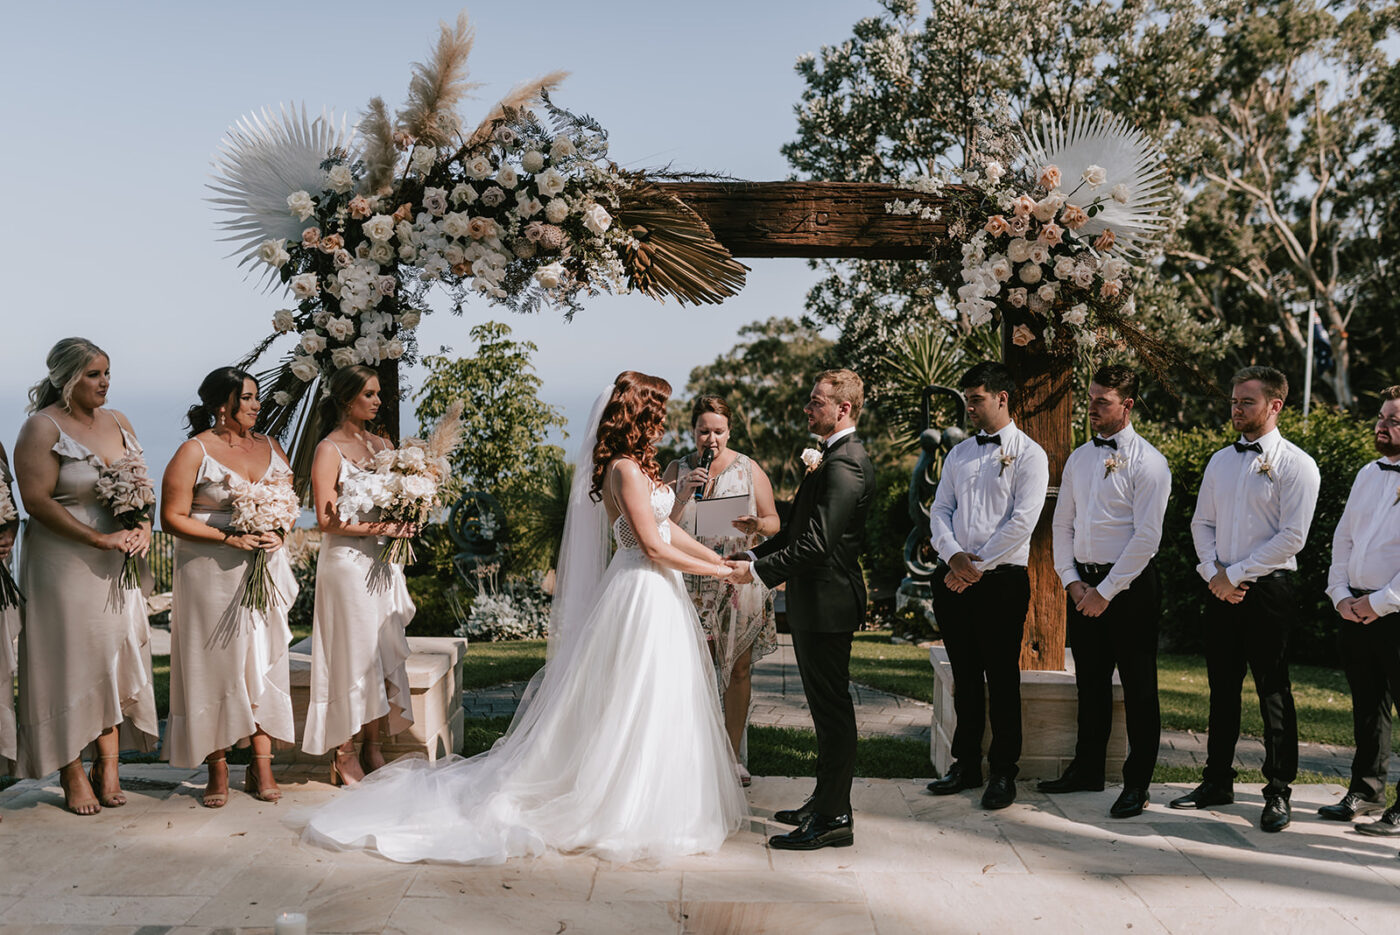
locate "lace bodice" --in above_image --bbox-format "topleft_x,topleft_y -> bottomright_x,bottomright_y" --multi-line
612,484 -> 674,550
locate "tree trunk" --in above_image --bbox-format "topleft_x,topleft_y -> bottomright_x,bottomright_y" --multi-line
377,358 -> 402,443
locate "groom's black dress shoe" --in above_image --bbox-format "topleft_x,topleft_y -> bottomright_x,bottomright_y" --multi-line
772,797 -> 817,827
980,775 -> 1017,810
1260,788 -> 1291,833
1036,765 -> 1105,794
1317,792 -> 1386,822
768,812 -> 853,850
1168,781 -> 1234,810
1110,786 -> 1150,819
1354,806 -> 1400,837
925,761 -> 983,796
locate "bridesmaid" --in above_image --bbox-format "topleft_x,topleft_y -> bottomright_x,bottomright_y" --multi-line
160,367 -> 297,806
302,365 -> 416,784
13,337 -> 158,815
1,443 -> 19,775
663,395 -> 780,786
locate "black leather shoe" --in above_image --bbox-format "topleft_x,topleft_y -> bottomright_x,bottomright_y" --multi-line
1109,786 -> 1150,819
768,812 -> 854,850
772,797 -> 817,827
1260,788 -> 1291,832
980,775 -> 1017,810
1317,792 -> 1386,822
926,761 -> 983,796
1355,806 -> 1400,837
1168,781 -> 1234,810
1037,766 -> 1106,794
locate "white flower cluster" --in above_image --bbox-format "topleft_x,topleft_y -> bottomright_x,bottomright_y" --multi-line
93,453 -> 157,519
336,440 -> 451,526
0,483 -> 18,525
228,477 -> 301,535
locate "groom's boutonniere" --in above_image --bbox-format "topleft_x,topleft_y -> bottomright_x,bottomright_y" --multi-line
1103,454 -> 1126,478
800,447 -> 824,474
1393,485 -> 1399,506
997,451 -> 1017,478
1254,455 -> 1275,482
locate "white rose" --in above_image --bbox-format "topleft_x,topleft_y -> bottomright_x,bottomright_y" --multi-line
451,183 -> 477,205
536,168 -> 567,198
384,338 -> 405,360
375,275 -> 396,297
328,164 -> 355,193
549,136 -> 575,160
273,390 -> 294,407
1053,256 -> 1076,280
1063,303 -> 1089,326
326,316 -> 355,341
258,238 -> 290,268
410,145 -> 437,175
398,244 -> 418,262
368,241 -> 395,265
544,198 -> 570,224
1028,242 -> 1051,265
362,214 -> 396,242
287,190 -> 315,221
989,257 -> 1012,282
534,262 -> 565,289
289,355 -> 320,382
441,211 -> 472,239
1111,183 -> 1131,204
983,160 -> 1005,185
495,165 -> 519,190
466,156 -> 493,180
1082,165 -> 1107,188
331,347 -> 357,369
1032,193 -> 1064,222
272,309 -> 295,333
521,151 -> 546,173
1072,264 -> 1096,289
1100,257 -> 1127,281
300,332 -> 327,354
290,273 -> 319,299
1037,283 -> 1057,302
1018,263 -> 1043,285
1007,238 -> 1031,263
515,193 -> 543,218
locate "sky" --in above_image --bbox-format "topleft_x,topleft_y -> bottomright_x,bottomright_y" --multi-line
0,0 -> 880,477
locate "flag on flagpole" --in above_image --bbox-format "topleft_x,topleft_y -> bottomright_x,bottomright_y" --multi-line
1311,309 -> 1334,375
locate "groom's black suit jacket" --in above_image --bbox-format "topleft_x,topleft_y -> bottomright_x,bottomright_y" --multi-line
752,434 -> 876,631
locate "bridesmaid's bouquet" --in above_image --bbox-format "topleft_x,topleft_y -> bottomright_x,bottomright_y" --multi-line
368,403 -> 463,566
93,453 -> 157,591
0,481 -> 21,610
228,477 -> 301,613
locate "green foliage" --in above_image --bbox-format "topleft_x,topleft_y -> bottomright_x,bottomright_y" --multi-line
863,464 -> 917,590
499,450 -> 572,573
1140,408 -> 1377,664
405,573 -> 461,637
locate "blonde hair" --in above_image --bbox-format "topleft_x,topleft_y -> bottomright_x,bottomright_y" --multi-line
816,368 -> 864,422
27,337 -> 108,414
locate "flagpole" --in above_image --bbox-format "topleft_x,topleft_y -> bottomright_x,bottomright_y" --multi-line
1303,301 -> 1315,425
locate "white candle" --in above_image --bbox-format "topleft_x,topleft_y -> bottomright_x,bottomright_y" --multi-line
274,909 -> 308,935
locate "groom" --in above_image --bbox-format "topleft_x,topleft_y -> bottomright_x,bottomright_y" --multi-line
730,369 -> 876,850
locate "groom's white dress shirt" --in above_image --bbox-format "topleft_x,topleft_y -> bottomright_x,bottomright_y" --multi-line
1327,456 -> 1400,616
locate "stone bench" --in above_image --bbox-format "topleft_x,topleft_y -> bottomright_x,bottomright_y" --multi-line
281,635 -> 469,765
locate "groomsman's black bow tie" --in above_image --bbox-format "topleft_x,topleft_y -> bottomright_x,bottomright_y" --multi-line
976,434 -> 1001,446
1091,437 -> 1117,449
1234,441 -> 1263,454
1378,461 -> 1400,473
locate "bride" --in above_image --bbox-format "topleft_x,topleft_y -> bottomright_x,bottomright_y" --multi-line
300,371 -> 748,863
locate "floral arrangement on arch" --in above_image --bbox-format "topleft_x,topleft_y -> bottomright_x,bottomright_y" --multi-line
888,112 -> 1171,357
210,11 -> 746,469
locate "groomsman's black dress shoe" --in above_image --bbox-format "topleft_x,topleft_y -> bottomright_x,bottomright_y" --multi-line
1036,765 -> 1105,794
1354,806 -> 1400,836
980,775 -> 1017,810
1317,792 -> 1386,822
768,812 -> 854,850
1259,788 -> 1291,833
772,797 -> 817,827
1109,786 -> 1150,819
1168,781 -> 1234,810
925,761 -> 983,796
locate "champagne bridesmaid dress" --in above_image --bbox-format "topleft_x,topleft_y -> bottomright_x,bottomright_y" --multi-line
15,414 -> 157,778
301,446 -> 414,756
164,439 -> 297,767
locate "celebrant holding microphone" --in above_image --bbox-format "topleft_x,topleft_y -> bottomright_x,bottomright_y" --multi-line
663,395 -> 779,786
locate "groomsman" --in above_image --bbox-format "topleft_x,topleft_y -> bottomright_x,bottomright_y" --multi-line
926,361 -> 1049,809
1320,385 -> 1400,835
1040,366 -> 1170,818
1172,366 -> 1320,832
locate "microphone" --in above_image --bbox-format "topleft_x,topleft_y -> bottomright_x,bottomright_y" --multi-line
695,448 -> 715,501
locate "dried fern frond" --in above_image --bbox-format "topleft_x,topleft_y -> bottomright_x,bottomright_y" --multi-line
614,181 -> 748,306
464,70 -> 569,149
397,11 -> 479,147
424,400 -> 465,460
360,97 -> 398,195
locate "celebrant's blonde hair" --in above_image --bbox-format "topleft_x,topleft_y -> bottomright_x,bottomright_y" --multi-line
28,337 -> 108,414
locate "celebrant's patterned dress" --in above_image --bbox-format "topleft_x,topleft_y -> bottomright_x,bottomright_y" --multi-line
301,446 -> 414,756
15,414 -> 157,778
165,439 -> 297,767
0,459 -> 20,769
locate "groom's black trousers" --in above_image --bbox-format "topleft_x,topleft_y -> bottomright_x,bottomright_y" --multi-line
789,629 -> 857,817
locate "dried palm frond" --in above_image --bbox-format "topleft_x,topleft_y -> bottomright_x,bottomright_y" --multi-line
614,181 -> 748,305
360,97 -> 398,195
464,70 -> 569,149
424,401 -> 465,460
397,11 -> 479,147
208,104 -> 357,285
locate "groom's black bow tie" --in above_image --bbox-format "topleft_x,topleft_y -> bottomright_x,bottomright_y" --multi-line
1091,437 -> 1117,449
1234,441 -> 1263,454
1378,461 -> 1400,473
976,434 -> 1001,446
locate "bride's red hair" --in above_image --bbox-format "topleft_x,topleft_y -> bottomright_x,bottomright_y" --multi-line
589,371 -> 672,502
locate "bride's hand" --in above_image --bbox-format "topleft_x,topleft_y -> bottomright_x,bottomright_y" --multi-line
712,562 -> 734,580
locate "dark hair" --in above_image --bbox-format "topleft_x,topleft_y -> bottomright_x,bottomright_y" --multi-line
1380,385 -> 1400,402
690,395 -> 732,427
1231,365 -> 1288,404
185,367 -> 257,437
589,371 -> 672,502
1091,364 -> 1140,402
816,368 -> 865,422
318,365 -> 380,440
959,360 -> 1015,399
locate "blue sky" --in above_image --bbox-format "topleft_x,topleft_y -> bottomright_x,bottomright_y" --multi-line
0,0 -> 880,471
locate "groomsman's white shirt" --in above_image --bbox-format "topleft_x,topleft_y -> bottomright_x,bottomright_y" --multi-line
929,420 -> 1049,571
1326,456 -> 1400,616
1190,428 -> 1320,586
1052,423 -> 1171,601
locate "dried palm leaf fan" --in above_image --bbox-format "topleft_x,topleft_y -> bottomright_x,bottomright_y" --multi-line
614,180 -> 748,305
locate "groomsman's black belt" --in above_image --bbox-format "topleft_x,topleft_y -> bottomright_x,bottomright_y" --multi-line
979,564 -> 1027,577
1075,562 -> 1113,586
1259,569 -> 1294,580
1350,587 -> 1377,599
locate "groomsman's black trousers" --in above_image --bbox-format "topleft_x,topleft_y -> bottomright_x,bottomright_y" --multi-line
789,628 -> 857,817
1201,573 -> 1299,792
1066,563 -> 1161,789
934,567 -> 1029,778
1340,610 -> 1400,800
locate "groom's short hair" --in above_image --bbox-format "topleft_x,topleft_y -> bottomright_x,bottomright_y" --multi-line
817,369 -> 864,422
959,361 -> 1015,400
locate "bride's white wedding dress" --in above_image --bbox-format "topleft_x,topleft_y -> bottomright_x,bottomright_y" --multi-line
300,482 -> 748,864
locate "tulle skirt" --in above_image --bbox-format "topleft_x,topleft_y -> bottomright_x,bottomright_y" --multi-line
299,546 -> 748,864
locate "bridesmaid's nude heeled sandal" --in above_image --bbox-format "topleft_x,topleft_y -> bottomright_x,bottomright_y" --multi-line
244,754 -> 282,803
89,754 -> 126,808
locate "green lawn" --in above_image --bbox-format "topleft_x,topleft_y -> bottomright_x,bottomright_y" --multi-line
462,638 -> 548,690
850,631 -> 936,703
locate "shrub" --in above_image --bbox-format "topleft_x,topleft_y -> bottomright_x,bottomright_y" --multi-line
456,574 -> 553,641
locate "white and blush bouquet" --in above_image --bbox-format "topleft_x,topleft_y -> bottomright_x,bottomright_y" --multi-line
228,477 -> 301,613
0,479 -> 21,610
366,403 -> 462,567
93,453 -> 157,591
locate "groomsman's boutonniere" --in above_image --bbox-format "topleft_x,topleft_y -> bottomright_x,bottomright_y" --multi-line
1103,454 -> 1126,478
800,447 -> 824,474
1393,485 -> 1400,506
998,452 -> 1017,478
1254,455 -> 1275,482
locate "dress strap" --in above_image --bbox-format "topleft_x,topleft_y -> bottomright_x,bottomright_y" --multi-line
193,437 -> 210,457
38,412 -> 62,432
